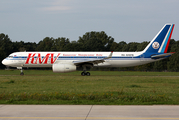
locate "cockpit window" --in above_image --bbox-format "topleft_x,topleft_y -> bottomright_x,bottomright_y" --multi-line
8,56 -> 13,58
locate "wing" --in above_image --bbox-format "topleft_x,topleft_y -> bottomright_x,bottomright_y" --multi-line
151,52 -> 175,59
73,51 -> 113,65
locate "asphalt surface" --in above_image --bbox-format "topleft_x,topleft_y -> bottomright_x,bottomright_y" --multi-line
0,105 -> 179,120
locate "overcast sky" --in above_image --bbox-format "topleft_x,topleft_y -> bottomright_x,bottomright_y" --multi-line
1,0 -> 179,43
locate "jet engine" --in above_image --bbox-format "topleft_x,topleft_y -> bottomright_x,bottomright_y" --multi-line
52,64 -> 76,73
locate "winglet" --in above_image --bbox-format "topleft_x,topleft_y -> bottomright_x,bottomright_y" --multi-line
104,51 -> 113,59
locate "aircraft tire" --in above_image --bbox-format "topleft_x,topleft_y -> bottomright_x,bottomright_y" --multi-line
86,72 -> 90,76
81,72 -> 86,76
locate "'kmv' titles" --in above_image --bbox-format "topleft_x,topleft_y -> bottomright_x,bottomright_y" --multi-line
25,53 -> 61,64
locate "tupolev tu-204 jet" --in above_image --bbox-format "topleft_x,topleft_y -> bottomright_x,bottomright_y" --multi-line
2,23 -> 175,76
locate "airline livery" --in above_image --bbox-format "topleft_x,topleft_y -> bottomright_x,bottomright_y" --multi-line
2,24 -> 175,76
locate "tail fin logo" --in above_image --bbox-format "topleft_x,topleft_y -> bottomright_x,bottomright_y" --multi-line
152,42 -> 160,49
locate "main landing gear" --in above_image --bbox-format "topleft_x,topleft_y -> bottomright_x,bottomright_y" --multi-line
81,65 -> 91,76
81,71 -> 90,76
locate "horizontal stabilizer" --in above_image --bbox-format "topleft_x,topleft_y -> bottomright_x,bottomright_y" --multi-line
151,52 -> 174,59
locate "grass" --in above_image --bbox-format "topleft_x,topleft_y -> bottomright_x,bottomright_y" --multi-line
0,70 -> 179,105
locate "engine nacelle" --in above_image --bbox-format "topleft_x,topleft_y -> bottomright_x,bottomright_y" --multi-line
52,64 -> 76,73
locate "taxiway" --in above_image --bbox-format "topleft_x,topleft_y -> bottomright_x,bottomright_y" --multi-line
0,105 -> 179,120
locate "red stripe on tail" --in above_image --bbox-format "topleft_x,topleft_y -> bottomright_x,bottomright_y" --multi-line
164,24 -> 175,53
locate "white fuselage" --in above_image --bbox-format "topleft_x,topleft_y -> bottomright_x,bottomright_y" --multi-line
2,51 -> 157,68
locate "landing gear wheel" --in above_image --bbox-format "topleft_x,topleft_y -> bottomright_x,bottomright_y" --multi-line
20,72 -> 24,76
81,72 -> 90,76
81,72 -> 86,76
86,72 -> 90,76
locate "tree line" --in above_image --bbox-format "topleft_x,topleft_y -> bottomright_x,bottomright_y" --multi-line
0,32 -> 179,71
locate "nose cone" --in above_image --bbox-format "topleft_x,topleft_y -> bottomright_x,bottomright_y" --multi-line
2,59 -> 8,66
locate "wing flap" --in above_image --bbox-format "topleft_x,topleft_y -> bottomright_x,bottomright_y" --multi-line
73,51 -> 113,65
73,59 -> 104,65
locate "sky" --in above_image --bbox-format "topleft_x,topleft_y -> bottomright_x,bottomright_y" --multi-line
0,0 -> 179,43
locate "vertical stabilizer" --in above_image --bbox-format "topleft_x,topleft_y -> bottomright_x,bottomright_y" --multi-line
143,24 -> 175,53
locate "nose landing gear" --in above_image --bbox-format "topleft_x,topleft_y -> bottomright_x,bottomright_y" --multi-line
20,69 -> 24,76
17,67 -> 24,76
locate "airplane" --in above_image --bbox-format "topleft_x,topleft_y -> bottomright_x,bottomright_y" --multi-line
2,23 -> 175,76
